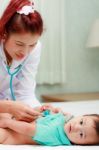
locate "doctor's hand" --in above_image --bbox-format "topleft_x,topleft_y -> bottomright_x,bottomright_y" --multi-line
35,104 -> 63,114
9,101 -> 41,122
39,104 -> 71,116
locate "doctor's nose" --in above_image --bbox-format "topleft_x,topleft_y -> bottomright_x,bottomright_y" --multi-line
21,47 -> 30,56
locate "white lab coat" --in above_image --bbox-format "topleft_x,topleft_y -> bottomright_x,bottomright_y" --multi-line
0,41 -> 41,107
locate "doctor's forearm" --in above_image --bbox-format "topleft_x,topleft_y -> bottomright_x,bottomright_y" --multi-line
0,100 -> 13,113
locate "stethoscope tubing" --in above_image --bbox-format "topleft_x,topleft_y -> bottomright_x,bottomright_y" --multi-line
1,53 -> 29,101
7,65 -> 22,100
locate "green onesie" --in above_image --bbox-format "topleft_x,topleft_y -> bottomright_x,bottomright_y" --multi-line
32,112 -> 73,146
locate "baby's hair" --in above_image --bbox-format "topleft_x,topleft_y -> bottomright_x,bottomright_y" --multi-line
84,114 -> 99,135
84,114 -> 99,144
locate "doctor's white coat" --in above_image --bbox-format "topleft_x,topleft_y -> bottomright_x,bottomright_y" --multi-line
0,41 -> 41,107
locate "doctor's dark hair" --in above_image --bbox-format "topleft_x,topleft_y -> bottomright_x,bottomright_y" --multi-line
0,0 -> 43,41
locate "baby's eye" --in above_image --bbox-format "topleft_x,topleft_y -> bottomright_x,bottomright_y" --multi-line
80,119 -> 83,125
80,132 -> 83,138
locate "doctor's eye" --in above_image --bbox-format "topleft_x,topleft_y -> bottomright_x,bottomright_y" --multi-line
29,43 -> 36,48
16,43 -> 24,47
17,44 -> 23,47
80,119 -> 83,125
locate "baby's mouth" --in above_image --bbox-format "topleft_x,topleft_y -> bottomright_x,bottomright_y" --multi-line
69,124 -> 71,133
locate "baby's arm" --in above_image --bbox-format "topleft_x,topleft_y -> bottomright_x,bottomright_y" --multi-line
0,118 -> 36,136
0,113 -> 13,119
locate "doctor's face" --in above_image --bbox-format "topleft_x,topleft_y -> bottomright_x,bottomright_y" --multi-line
64,116 -> 99,145
4,32 -> 40,61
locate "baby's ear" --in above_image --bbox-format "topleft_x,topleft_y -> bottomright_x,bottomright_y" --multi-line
98,137 -> 99,143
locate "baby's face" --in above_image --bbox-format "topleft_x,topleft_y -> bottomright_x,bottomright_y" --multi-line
64,116 -> 98,145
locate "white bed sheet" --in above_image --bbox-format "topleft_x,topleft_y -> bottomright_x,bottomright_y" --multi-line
51,100 -> 99,116
0,100 -> 99,150
0,145 -> 99,150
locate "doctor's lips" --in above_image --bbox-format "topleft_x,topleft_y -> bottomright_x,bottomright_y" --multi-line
15,53 -> 25,59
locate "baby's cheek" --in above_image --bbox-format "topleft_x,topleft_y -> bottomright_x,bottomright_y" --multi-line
69,133 -> 79,144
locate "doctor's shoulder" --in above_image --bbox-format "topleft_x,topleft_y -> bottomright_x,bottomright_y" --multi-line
30,40 -> 42,57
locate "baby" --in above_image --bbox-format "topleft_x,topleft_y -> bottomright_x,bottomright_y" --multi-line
0,109 -> 98,145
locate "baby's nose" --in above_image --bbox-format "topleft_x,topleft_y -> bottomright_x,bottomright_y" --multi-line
72,124 -> 81,132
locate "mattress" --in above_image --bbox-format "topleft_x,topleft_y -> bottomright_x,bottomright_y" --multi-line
0,100 -> 99,150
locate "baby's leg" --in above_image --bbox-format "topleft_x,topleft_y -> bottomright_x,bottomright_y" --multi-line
0,118 -> 36,137
0,128 -> 9,144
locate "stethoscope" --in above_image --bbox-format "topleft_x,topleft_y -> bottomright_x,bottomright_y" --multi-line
1,42 -> 26,100
1,42 -> 31,101
6,64 -> 22,101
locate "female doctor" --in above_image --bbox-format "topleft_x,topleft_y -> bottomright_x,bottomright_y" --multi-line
0,0 -> 43,108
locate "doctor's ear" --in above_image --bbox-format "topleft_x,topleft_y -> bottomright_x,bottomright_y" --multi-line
2,32 -> 8,42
